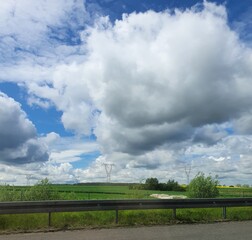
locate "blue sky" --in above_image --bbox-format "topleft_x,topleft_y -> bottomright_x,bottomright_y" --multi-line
0,0 -> 252,185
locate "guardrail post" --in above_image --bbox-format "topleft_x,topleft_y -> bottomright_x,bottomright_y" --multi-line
115,209 -> 119,224
48,212 -> 52,227
222,207 -> 227,219
172,208 -> 176,219
20,190 -> 23,201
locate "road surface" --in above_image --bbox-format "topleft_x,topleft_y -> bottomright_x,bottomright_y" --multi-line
1,221 -> 252,240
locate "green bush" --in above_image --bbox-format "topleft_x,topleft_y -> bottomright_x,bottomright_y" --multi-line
0,185 -> 20,201
23,178 -> 59,201
187,172 -> 219,198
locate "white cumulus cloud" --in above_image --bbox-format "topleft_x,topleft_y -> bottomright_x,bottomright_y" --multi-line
75,2 -> 252,155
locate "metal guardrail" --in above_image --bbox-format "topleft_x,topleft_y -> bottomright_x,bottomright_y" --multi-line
0,198 -> 252,226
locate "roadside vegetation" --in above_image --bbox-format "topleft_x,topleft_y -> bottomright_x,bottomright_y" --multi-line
1,207 -> 252,232
187,172 -> 219,198
0,176 -> 252,232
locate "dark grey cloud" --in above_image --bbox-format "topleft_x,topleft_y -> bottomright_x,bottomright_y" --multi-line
233,114 -> 252,135
130,161 -> 161,170
98,121 -> 194,155
0,92 -> 49,164
0,93 -> 36,149
193,125 -> 228,145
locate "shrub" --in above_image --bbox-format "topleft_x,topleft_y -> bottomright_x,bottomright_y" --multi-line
187,172 -> 219,198
23,178 -> 59,201
0,185 -> 20,201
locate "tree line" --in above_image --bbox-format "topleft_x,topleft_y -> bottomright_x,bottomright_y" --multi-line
142,178 -> 185,191
132,172 -> 220,198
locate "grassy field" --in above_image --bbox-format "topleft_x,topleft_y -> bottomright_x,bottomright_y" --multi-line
50,184 -> 187,200
2,183 -> 252,201
49,184 -> 252,199
218,187 -> 252,198
0,184 -> 188,201
0,184 -> 252,232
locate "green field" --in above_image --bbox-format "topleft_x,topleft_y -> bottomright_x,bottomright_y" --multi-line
51,184 -> 252,199
50,184 -> 188,200
1,183 -> 252,201
218,187 -> 252,198
0,183 -> 188,201
0,184 -> 252,232
9,184 -> 252,200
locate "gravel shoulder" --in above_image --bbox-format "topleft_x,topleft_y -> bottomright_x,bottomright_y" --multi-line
1,221 -> 252,240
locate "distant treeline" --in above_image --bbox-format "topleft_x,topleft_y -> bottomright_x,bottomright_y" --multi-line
130,178 -> 185,191
75,182 -> 135,186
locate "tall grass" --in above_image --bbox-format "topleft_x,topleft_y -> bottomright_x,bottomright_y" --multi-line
1,207 -> 252,232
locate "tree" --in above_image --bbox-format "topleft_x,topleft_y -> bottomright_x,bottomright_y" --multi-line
166,179 -> 185,191
187,172 -> 219,198
144,178 -> 159,190
24,178 -> 59,201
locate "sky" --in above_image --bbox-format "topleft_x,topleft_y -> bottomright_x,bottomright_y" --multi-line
0,0 -> 252,186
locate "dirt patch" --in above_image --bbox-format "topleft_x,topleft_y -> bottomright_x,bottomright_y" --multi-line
150,194 -> 187,199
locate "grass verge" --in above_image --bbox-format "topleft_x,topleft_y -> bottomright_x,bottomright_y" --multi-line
0,207 -> 252,233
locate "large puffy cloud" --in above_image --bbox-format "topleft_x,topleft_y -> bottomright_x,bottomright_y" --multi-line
79,2 -> 252,154
21,2 -> 252,155
0,92 -> 49,164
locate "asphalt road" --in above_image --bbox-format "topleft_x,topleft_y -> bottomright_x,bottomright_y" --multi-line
1,221 -> 252,240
